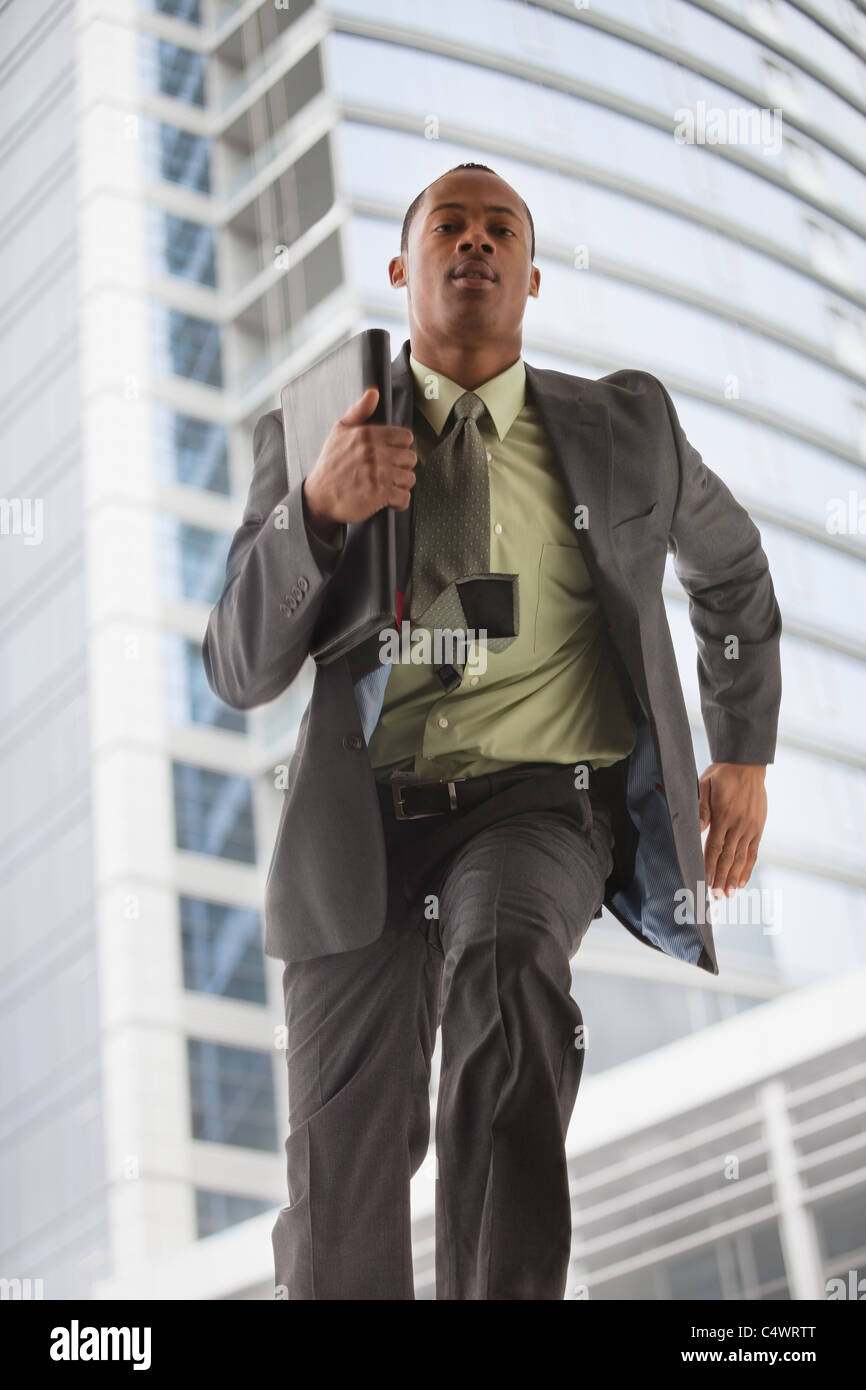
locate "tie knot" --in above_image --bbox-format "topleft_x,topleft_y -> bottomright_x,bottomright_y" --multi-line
452,391 -> 487,424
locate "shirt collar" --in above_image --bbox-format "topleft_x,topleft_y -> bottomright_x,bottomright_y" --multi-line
408,351 -> 526,443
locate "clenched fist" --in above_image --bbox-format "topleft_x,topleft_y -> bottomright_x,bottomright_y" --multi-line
302,387 -> 417,543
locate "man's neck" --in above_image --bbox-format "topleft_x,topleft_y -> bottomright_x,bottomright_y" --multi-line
409,338 -> 522,391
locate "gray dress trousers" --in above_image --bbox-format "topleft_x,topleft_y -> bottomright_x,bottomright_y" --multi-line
272,761 -> 615,1300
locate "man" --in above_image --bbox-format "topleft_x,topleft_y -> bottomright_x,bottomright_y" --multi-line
202,162 -> 782,1300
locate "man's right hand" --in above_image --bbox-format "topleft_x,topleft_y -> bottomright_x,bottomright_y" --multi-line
302,387 -> 417,542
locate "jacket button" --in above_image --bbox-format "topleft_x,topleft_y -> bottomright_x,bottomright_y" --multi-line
342,733 -> 363,751
298,575 -> 309,592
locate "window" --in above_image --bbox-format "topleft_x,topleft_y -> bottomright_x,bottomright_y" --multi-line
154,409 -> 229,494
158,213 -> 216,287
195,1189 -> 273,1238
172,762 -> 256,864
187,1039 -> 278,1151
167,310 -> 222,387
160,518 -> 231,606
827,306 -> 866,374
784,135 -> 826,199
747,0 -> 784,39
163,633 -> 245,733
149,0 -> 200,20
761,57 -> 802,117
667,1247 -> 723,1300
180,895 -> 265,1001
804,217 -> 849,284
814,1190 -> 866,1263
158,123 -> 210,193
156,40 -> 205,106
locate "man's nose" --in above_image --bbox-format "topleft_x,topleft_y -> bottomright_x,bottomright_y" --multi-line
458,232 -> 494,252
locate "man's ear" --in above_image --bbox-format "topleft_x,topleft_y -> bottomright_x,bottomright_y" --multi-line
528,264 -> 540,299
389,253 -> 407,289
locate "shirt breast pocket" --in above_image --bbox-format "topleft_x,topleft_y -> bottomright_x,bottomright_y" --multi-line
532,542 -> 587,656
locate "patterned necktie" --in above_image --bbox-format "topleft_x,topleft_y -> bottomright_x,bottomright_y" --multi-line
406,389 -> 520,692
409,391 -> 491,622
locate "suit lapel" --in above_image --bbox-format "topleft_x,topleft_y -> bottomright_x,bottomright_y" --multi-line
522,361 -> 615,587
523,360 -> 648,717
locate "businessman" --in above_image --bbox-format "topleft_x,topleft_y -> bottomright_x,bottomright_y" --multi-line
202,162 -> 782,1300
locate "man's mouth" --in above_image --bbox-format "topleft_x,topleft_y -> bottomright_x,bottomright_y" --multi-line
450,261 -> 496,289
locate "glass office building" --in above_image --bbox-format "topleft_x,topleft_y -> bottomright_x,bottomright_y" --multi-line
1,0 -> 864,1299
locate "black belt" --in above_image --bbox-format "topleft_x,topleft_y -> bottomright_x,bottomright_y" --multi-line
376,762 -> 594,821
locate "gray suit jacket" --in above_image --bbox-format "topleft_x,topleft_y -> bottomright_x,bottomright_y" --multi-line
202,338 -> 782,976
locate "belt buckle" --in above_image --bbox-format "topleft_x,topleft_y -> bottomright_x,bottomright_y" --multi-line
391,774 -> 466,820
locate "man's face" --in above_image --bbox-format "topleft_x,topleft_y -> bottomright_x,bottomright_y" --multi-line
390,170 -> 539,343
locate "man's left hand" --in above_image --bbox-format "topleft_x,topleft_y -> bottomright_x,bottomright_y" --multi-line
698,763 -> 768,898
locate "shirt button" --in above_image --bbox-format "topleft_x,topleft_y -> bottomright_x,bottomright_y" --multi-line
493,522 -> 502,534
486,450 -> 492,463
469,675 -> 479,686
437,716 -> 449,729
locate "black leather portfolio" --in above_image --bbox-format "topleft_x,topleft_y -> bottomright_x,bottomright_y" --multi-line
280,328 -> 396,664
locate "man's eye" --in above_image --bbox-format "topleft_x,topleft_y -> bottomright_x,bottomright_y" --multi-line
433,223 -> 514,235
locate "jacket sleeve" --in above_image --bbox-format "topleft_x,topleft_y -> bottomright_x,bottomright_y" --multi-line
653,376 -> 782,765
201,410 -> 347,710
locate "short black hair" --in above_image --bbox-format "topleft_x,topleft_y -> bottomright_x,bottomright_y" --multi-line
400,162 -> 535,262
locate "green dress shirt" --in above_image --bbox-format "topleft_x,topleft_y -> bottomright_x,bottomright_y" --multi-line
366,352 -> 637,782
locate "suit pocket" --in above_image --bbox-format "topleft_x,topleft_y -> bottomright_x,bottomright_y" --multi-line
611,502 -> 668,590
611,501 -> 659,529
